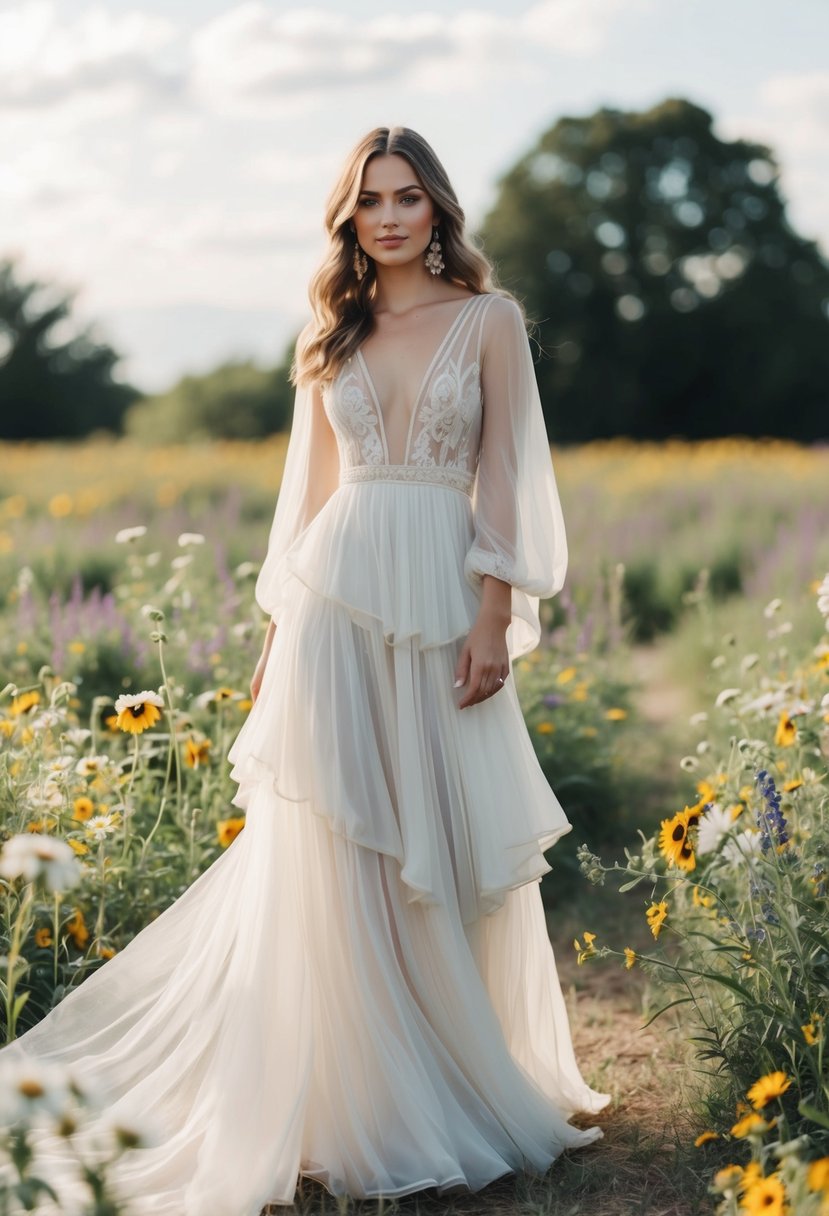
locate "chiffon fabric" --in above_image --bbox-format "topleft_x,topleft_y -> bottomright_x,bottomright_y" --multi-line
0,292 -> 610,1215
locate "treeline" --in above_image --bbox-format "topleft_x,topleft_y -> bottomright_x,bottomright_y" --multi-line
1,96 -> 827,444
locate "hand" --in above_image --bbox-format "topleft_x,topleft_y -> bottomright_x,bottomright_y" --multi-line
453,611 -> 510,709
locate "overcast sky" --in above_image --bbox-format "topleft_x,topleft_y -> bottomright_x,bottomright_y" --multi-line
2,0 -> 827,393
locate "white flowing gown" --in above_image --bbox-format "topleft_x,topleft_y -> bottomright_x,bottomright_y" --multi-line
0,292 -> 610,1215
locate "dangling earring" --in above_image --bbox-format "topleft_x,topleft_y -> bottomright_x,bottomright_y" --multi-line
425,227 -> 444,276
353,240 -> 368,282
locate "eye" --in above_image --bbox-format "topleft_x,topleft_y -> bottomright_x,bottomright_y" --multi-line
358,198 -> 376,207
401,194 -> 420,204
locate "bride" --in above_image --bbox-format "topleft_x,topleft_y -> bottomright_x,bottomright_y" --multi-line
0,125 -> 610,1215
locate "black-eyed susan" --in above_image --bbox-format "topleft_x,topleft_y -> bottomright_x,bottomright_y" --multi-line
740,1171 -> 786,1216
113,690 -> 164,734
645,899 -> 668,939
64,907 -> 89,949
217,817 -> 246,848
774,709 -> 797,747
623,947 -> 636,970
693,1130 -> 718,1147
658,806 -> 697,872
185,737 -> 211,768
746,1070 -> 792,1110
34,927 -> 53,948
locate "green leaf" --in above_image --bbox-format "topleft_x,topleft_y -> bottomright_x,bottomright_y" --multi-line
797,1101 -> 829,1130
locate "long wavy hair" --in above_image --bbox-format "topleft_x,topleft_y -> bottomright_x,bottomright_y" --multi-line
292,126 -> 515,388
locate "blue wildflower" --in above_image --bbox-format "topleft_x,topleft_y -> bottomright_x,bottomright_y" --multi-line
754,769 -> 789,854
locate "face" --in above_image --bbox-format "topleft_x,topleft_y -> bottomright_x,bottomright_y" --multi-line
351,153 -> 439,270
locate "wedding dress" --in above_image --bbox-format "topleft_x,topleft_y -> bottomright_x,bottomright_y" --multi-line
0,291 -> 610,1215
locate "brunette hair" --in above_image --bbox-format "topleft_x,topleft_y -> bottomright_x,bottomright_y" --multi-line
292,125 -> 515,387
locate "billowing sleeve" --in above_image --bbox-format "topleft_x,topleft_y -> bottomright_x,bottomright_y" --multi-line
463,295 -> 568,659
254,365 -> 340,622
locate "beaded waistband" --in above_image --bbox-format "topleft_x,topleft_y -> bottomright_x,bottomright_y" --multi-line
340,463 -> 475,496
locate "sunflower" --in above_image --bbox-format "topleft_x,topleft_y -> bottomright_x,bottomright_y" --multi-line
64,907 -> 89,949
11,690 -> 40,715
774,710 -> 797,747
645,899 -> 668,939
185,737 -> 211,768
693,1130 -> 718,1146
657,805 -> 698,871
113,690 -> 164,734
217,817 -> 246,848
740,1171 -> 786,1216
730,1111 -> 775,1138
746,1070 -> 792,1110
72,796 -> 94,822
808,1157 -> 829,1194
623,947 -> 636,970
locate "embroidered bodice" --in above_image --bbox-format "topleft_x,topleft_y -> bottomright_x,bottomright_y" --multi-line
322,294 -> 493,496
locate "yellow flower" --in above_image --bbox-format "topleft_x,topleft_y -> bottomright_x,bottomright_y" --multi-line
605,707 -> 627,720
774,709 -> 797,747
782,778 -> 803,792
34,927 -> 53,948
556,666 -> 577,685
740,1171 -> 786,1216
114,690 -> 164,734
692,885 -> 714,908
645,899 -> 668,939
657,805 -> 698,871
730,1111 -> 776,1138
536,721 -> 555,734
97,944 -> 116,960
746,1070 -> 792,1111
104,713 -> 120,732
802,1013 -> 823,1046
572,931 -> 597,965
0,719 -> 15,738
11,690 -> 40,715
26,817 -> 57,833
185,737 -> 211,768
570,681 -> 589,702
48,492 -> 73,518
68,838 -> 89,856
237,698 -> 253,712
68,640 -> 86,655
72,796 -> 94,822
807,1157 -> 829,1194
623,947 -> 636,970
217,817 -> 246,848
712,1163 -> 743,1193
65,908 -> 89,949
582,725 -> 598,737
693,1130 -> 718,1146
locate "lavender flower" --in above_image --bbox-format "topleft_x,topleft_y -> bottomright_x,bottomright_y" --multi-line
754,769 -> 790,854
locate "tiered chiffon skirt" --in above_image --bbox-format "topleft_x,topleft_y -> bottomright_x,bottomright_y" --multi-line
0,478 -> 610,1215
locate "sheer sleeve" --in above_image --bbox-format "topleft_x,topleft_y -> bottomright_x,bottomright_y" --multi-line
254,355 -> 340,622
463,295 -> 568,659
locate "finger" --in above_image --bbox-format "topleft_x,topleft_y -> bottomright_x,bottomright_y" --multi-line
453,645 -> 470,689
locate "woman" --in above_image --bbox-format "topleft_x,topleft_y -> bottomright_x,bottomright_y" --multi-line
0,126 -> 610,1215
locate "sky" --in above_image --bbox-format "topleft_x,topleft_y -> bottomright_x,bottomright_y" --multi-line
2,0 -> 828,394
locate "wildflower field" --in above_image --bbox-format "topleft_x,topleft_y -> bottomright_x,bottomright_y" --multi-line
1,436 -> 828,1215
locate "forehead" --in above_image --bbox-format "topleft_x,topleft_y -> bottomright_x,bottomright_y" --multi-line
360,153 -> 423,193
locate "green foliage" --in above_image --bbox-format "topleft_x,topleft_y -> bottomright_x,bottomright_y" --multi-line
0,257 -> 140,440
479,97 -> 829,443
125,347 -> 296,442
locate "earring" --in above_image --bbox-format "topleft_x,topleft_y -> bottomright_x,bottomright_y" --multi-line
425,227 -> 444,276
353,240 -> 368,282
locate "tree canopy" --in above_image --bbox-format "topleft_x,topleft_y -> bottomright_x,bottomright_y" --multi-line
478,97 -> 829,443
0,258 -> 139,439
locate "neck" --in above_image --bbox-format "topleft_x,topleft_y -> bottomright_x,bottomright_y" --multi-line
372,260 -> 441,315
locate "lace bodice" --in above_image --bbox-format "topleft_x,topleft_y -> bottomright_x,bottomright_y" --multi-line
322,294 -> 491,492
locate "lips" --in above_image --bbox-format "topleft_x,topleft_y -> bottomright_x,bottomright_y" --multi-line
377,236 -> 406,245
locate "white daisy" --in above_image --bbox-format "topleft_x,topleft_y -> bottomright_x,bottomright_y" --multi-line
114,525 -> 147,544
696,802 -> 735,856
0,834 -> 81,891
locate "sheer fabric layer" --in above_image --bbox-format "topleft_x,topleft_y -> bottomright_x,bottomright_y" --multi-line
1,781 -> 607,1216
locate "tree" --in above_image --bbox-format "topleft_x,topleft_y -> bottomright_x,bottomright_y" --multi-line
0,257 -> 139,439
478,98 -> 829,443
124,346 -> 296,443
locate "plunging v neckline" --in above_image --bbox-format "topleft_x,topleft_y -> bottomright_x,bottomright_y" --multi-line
356,294 -> 482,465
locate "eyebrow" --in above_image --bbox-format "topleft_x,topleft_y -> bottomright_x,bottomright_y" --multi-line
358,184 -> 422,196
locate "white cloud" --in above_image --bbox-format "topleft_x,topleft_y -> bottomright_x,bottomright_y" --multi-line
0,2 -> 180,114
